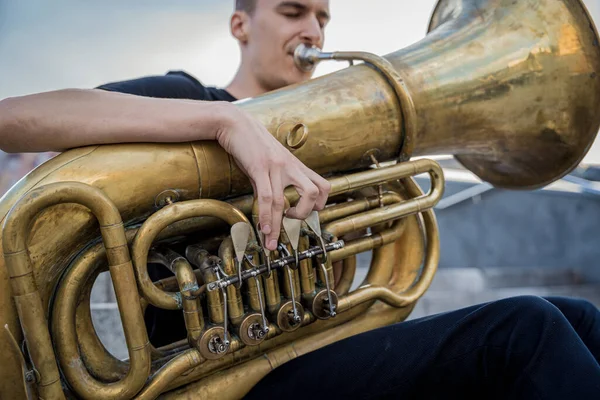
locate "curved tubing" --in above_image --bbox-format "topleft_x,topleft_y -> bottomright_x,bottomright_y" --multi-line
132,200 -> 253,310
135,349 -> 204,400
3,182 -> 150,399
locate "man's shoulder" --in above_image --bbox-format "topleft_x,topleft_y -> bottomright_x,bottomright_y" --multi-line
97,70 -> 236,102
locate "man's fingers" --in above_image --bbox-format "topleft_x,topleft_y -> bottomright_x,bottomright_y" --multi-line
267,168 -> 285,251
313,177 -> 331,210
303,167 -> 331,210
255,173 -> 274,241
286,173 -> 319,220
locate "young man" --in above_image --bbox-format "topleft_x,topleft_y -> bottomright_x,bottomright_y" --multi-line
0,1 -> 598,398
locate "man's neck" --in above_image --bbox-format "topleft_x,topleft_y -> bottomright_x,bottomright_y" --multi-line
225,64 -> 269,100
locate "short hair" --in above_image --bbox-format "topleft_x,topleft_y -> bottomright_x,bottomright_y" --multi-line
235,0 -> 257,14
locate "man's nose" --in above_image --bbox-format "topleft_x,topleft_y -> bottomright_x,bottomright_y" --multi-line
299,17 -> 324,48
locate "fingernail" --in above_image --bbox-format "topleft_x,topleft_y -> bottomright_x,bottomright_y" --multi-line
262,224 -> 271,234
269,239 -> 277,249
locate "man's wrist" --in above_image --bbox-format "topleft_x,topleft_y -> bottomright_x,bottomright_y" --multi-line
211,101 -> 240,148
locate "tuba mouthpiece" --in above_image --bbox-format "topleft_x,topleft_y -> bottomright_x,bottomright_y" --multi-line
293,43 -> 323,71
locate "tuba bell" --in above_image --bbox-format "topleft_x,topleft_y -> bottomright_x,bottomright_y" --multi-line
1,0 -> 599,398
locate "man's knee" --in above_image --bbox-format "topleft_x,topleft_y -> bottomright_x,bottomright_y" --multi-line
477,296 -> 570,357
493,295 -> 563,321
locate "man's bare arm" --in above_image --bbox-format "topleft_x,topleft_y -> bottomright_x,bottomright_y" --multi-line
0,88 -> 331,250
0,89 -> 232,153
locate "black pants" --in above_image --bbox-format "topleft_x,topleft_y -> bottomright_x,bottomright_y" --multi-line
245,296 -> 600,399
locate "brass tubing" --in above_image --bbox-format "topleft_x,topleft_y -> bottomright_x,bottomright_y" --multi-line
176,260 -> 204,343
339,286 -> 419,311
244,255 -> 264,313
132,199 -> 253,310
218,238 -> 245,325
135,349 -> 204,400
54,260 -> 152,399
338,179 -> 440,313
150,249 -> 201,293
326,259 -> 335,289
334,256 -> 356,296
250,197 -> 282,314
280,266 -> 293,300
199,258 -> 224,325
323,164 -> 442,251
153,271 -> 204,292
260,254 -> 280,314
1,182 -> 148,400
264,270 -> 281,314
148,195 -> 255,242
186,245 -> 209,269
298,235 -> 315,299
316,257 -> 335,289
144,272 -> 204,361
293,267 -> 301,301
150,249 -> 205,341
338,204 -> 438,313
77,279 -> 129,381
318,192 -> 403,289
66,234 -> 136,382
319,192 -> 402,224
174,259 -> 199,293
13,293 -> 64,399
283,159 -> 440,204
279,242 -> 302,301
329,218 -> 406,263
152,339 -> 193,366
280,266 -> 301,302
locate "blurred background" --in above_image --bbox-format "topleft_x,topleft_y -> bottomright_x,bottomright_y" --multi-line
1,0 -> 599,359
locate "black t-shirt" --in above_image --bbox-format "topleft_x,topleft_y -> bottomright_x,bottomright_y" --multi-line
97,70 -> 237,102
97,70 -> 237,346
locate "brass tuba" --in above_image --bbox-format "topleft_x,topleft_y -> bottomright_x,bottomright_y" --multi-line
1,0 -> 599,398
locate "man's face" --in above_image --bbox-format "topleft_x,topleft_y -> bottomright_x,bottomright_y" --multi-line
242,0 -> 330,91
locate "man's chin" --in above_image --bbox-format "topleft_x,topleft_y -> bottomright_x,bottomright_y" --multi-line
289,69 -> 314,85
263,70 -> 312,92
287,56 -> 314,81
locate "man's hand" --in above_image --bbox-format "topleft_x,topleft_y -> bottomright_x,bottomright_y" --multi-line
217,104 -> 331,251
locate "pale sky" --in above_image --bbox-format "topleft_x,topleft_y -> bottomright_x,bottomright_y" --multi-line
1,0 -> 600,162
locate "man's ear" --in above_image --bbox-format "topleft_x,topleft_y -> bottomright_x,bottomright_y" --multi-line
230,11 -> 250,44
